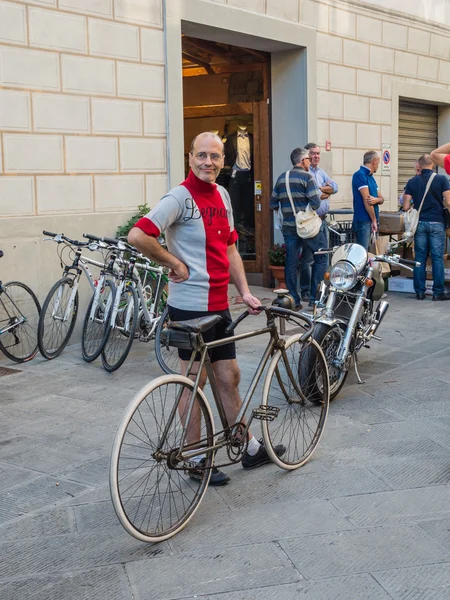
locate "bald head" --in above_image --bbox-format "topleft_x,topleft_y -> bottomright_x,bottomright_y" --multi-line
189,131 -> 224,184
190,132 -> 223,154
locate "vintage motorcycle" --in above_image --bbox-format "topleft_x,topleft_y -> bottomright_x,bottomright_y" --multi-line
300,235 -> 419,401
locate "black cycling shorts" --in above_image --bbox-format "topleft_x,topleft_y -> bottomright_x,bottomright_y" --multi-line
167,305 -> 236,363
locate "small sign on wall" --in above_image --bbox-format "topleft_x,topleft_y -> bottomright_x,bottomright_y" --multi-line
254,181 -> 262,196
382,143 -> 391,175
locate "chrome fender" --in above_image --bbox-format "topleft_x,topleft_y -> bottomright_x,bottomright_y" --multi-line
314,316 -> 348,328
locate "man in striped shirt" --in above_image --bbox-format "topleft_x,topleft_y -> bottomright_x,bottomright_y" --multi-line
270,147 -> 326,310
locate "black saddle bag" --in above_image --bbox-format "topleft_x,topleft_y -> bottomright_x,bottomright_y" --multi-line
159,328 -> 199,351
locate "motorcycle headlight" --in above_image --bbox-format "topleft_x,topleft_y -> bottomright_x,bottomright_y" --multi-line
329,261 -> 357,291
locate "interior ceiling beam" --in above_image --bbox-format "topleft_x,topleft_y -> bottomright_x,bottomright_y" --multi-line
182,52 -> 215,75
184,38 -> 240,64
182,62 -> 263,78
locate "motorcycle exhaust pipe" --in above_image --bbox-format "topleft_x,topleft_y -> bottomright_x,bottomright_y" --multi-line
368,300 -> 389,337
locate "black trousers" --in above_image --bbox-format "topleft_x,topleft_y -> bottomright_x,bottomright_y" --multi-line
228,171 -> 254,228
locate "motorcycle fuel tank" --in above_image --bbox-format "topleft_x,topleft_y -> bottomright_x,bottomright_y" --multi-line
331,243 -> 368,274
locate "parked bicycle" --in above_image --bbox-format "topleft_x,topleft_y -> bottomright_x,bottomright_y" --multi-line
0,249 -> 41,363
110,304 -> 329,542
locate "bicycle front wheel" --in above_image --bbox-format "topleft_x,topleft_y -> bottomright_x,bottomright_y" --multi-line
0,281 -> 41,363
37,277 -> 79,359
101,283 -> 138,372
261,334 -> 329,470
154,306 -> 180,374
110,375 -> 214,543
81,280 -> 115,362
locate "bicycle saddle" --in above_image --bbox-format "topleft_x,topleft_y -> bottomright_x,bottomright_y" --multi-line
169,315 -> 222,333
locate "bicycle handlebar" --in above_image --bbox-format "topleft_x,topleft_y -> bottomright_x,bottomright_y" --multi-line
224,305 -> 313,342
43,230 -> 89,247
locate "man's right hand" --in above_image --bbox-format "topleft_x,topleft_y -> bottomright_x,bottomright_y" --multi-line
168,261 -> 189,283
371,220 -> 378,233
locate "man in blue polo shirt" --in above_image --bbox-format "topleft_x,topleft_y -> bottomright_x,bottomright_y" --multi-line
352,150 -> 384,250
403,154 -> 450,301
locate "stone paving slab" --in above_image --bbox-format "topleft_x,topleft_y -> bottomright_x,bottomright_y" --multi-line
0,507 -> 74,541
279,525 -> 450,579
126,543 -> 301,600
374,563 -> 450,600
419,517 -> 450,551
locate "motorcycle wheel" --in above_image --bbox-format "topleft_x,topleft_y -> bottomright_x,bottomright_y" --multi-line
301,323 -> 348,402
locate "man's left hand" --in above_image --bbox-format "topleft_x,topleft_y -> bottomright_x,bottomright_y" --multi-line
242,293 -> 262,315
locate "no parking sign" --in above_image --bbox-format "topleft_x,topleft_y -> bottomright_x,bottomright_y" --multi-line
382,143 -> 391,175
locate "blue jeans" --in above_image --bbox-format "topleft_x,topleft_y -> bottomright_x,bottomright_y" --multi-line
413,221 -> 446,296
283,228 -> 328,306
299,220 -> 328,301
353,220 -> 372,250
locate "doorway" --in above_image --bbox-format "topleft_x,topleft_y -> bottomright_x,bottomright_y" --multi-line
182,36 -> 271,280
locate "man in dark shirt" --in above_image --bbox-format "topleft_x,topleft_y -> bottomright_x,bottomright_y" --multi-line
403,154 -> 450,301
352,150 -> 384,250
270,147 -> 325,309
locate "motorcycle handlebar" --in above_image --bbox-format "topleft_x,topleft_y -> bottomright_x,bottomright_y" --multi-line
399,258 -> 420,267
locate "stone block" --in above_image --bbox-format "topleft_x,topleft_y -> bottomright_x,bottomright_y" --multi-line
343,94 -> 369,122
140,27 -> 165,63
329,6 -> 356,38
0,89 -> 31,131
317,90 -> 342,119
439,61 -> 450,85
382,22 -> 407,49
3,134 -> 63,173
430,33 -> 450,59
0,176 -> 34,216
37,175 -> 93,213
66,136 -> 118,172
343,148 -> 363,175
143,102 -> 166,135
61,55 -> 115,95
329,65 -> 356,93
357,69 -> 381,96
317,118 -> 329,145
94,175 -> 144,210
33,93 -> 90,133
0,46 -> 59,91
117,62 -> 165,100
0,1 -> 26,44
280,524 -> 450,579
29,7 -> 87,52
382,73 -> 404,99
343,39 -> 369,69
266,0 -> 299,22
300,0 -> 329,32
316,32 -> 342,63
375,564 -> 450,600
88,18 -> 139,60
408,28 -> 430,54
92,98 -> 142,134
228,0 -> 264,12
356,123 -> 381,148
418,56 -> 439,80
356,14 -> 382,44
370,46 -> 394,73
316,61 -> 329,89
114,0 -> 161,27
331,147 -> 343,175
370,98 -> 391,124
60,0 -> 113,17
381,125 -> 391,144
120,138 -> 166,171
146,174 -> 168,207
394,50 -> 418,77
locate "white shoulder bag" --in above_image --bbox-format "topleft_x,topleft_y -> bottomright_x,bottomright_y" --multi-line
285,170 -> 322,239
403,173 -> 436,237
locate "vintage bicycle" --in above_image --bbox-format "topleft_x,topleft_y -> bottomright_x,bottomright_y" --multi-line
110,304 -> 329,542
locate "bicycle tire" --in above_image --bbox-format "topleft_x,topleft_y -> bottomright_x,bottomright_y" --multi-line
81,279 -> 115,362
101,283 -> 138,372
154,306 -> 181,375
37,277 -> 79,360
261,334 -> 329,470
0,281 -> 41,363
110,374 -> 214,543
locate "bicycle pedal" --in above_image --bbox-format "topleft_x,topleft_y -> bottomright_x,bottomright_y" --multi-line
252,405 -> 280,421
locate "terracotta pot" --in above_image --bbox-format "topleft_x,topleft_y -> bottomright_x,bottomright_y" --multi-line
269,265 -> 286,290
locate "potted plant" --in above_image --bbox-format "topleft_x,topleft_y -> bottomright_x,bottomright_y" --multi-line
268,243 -> 287,289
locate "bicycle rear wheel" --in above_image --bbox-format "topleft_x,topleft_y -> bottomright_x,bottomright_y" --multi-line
81,279 -> 115,362
110,375 -> 214,543
101,283 -> 138,372
261,334 -> 329,470
154,306 -> 180,375
0,281 -> 41,363
38,277 -> 79,359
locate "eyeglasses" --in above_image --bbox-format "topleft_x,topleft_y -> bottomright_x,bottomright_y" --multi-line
193,152 -> 223,162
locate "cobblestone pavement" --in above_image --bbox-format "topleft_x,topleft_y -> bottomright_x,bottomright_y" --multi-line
1,287 -> 450,600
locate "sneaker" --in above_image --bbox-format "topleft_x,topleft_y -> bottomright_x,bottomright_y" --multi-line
242,439 -> 286,470
308,300 -> 316,308
416,293 -> 425,300
188,459 -> 230,486
432,293 -> 450,301
294,303 -> 303,311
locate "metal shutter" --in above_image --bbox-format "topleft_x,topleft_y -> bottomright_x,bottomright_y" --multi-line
398,100 -> 437,194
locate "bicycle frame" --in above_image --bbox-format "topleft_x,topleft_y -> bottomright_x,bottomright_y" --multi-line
132,262 -> 167,335
0,284 -> 26,335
